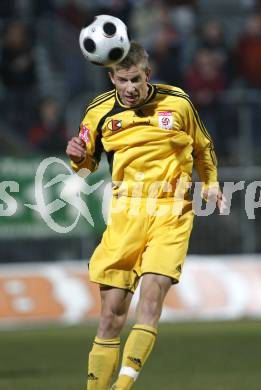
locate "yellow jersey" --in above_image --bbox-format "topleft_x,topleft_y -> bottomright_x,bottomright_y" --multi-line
70,83 -> 218,198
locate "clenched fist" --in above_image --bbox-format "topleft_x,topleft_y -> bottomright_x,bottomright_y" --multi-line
66,136 -> 86,163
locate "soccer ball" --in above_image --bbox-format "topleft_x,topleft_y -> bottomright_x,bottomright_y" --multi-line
79,15 -> 130,67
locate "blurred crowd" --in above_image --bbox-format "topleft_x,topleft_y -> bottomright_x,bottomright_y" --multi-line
1,0 -> 261,164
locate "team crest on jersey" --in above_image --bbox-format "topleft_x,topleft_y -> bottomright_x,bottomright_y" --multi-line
158,112 -> 173,130
107,119 -> 122,132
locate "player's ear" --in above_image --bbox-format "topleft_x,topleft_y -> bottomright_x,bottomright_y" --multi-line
108,70 -> 115,85
145,67 -> 152,82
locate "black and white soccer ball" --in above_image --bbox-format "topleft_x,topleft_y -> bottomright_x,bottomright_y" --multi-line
79,15 -> 130,67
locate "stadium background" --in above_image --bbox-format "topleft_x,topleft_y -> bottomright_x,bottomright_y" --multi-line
0,1 -> 261,389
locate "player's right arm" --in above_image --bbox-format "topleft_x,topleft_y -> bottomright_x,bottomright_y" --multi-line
66,108 -> 101,173
66,89 -> 115,173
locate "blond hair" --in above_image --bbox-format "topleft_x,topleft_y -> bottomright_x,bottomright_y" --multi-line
111,41 -> 150,72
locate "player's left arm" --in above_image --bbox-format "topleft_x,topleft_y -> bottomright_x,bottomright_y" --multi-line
182,98 -> 225,211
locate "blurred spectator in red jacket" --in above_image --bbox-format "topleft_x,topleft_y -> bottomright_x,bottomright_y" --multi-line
185,48 -> 226,107
28,97 -> 66,154
150,22 -> 184,87
58,0 -> 90,28
185,48 -> 226,149
199,20 -> 229,69
235,14 -> 261,88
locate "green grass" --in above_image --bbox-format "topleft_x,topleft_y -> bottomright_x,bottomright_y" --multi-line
0,320 -> 260,389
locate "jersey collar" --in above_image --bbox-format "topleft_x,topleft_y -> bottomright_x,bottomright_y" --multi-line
115,83 -> 156,109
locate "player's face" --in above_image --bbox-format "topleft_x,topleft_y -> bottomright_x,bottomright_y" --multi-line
109,65 -> 150,107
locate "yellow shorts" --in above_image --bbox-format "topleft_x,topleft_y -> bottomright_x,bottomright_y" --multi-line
89,197 -> 194,293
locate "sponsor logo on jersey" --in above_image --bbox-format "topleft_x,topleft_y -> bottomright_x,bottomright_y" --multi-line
79,124 -> 90,143
107,119 -> 122,131
158,111 -> 173,130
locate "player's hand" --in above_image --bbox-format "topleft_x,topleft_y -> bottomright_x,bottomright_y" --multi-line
202,188 -> 228,214
216,191 -> 228,214
66,136 -> 86,163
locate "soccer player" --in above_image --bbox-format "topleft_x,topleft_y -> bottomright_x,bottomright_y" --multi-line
66,42 -> 223,390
